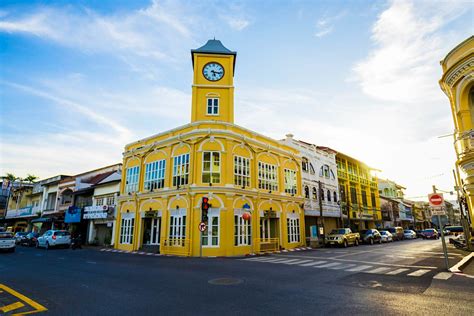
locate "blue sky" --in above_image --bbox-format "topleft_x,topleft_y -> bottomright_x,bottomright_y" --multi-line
0,0 -> 472,199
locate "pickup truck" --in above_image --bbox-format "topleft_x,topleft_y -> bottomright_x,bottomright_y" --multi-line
326,228 -> 360,248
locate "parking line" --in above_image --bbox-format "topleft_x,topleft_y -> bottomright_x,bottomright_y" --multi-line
0,301 -> 25,313
407,269 -> 431,277
385,268 -> 409,275
0,284 -> 48,315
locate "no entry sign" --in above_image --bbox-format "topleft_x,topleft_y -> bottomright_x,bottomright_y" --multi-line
428,193 -> 444,207
198,222 -> 207,232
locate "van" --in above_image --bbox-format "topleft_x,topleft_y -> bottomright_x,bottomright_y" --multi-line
387,227 -> 404,241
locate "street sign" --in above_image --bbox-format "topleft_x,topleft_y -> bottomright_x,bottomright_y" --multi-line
431,206 -> 446,216
198,222 -> 207,232
428,193 -> 444,207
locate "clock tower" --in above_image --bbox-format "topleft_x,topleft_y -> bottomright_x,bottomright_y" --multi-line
191,39 -> 236,124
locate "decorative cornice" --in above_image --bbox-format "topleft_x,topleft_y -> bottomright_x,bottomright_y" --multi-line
445,56 -> 474,88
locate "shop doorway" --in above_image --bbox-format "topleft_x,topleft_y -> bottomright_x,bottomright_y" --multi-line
142,217 -> 161,252
259,216 -> 280,253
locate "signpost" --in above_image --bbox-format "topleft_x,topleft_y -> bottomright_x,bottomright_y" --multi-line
429,189 -> 449,270
198,222 -> 207,232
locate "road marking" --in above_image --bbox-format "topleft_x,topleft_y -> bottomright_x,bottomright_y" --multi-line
433,272 -> 453,280
330,263 -> 356,270
407,269 -> 431,277
86,261 -> 97,264
256,258 -> 289,263
0,301 -> 25,313
242,257 -> 272,261
272,259 -> 302,264
314,262 -> 342,268
367,267 -> 392,274
0,284 -> 48,315
386,255 -> 415,259
299,261 -> 327,267
346,265 -> 372,272
267,258 -> 297,263
385,268 -> 409,275
284,259 -> 313,265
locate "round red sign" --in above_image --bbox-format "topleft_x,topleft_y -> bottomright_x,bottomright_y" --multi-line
429,194 -> 443,206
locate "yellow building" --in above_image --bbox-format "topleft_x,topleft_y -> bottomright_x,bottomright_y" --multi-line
439,36 -> 474,232
335,152 -> 381,231
114,40 -> 305,256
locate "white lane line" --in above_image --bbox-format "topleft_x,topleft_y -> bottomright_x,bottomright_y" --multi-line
366,267 -> 392,274
346,265 -> 372,272
407,269 -> 431,277
284,259 -> 313,265
314,262 -> 342,268
330,263 -> 357,270
385,268 -> 409,275
433,272 -> 453,280
299,261 -> 327,267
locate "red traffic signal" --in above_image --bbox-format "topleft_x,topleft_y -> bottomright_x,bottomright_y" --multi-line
201,197 -> 209,222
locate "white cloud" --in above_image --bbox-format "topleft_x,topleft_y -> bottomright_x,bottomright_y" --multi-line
352,0 -> 470,103
226,17 -> 250,31
314,11 -> 346,38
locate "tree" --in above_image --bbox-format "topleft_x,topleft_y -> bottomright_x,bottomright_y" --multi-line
4,173 -> 17,182
24,174 -> 38,183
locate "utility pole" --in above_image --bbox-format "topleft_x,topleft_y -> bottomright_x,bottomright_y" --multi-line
433,185 -> 450,270
318,181 -> 326,245
453,168 -> 473,251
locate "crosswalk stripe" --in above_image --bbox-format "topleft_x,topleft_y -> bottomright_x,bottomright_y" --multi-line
346,265 -> 372,272
284,260 -> 313,265
272,259 -> 302,264
330,263 -> 356,270
433,272 -> 453,280
267,258 -> 297,263
408,269 -> 431,277
385,268 -> 409,275
250,257 -> 283,262
299,260 -> 327,267
367,267 -> 392,274
241,257 -> 268,261
314,262 -> 342,268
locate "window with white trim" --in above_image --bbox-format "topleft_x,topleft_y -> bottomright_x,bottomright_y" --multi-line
312,187 -> 318,200
120,217 -> 134,244
145,159 -> 166,190
169,210 -> 186,245
207,98 -> 219,115
234,156 -> 250,187
202,208 -> 219,247
173,154 -> 190,187
287,217 -> 300,243
234,209 -> 251,246
202,152 -> 220,183
96,197 -> 104,206
106,195 -> 115,206
258,162 -> 278,191
284,169 -> 297,194
125,166 -> 140,193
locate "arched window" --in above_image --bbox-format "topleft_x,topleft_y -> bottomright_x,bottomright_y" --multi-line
327,190 -> 331,202
309,163 -> 315,175
320,188 -> 325,201
304,186 -> 309,199
302,158 -> 309,173
312,187 -> 318,200
333,191 -> 337,203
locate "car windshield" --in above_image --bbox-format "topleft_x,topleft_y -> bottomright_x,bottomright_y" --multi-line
16,232 -> 28,236
380,231 -> 387,235
360,230 -> 369,235
388,228 -> 395,232
55,231 -> 70,236
404,230 -> 411,233
0,233 -> 13,239
331,229 -> 346,234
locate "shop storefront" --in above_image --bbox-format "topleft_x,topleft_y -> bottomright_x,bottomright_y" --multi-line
84,205 -> 115,246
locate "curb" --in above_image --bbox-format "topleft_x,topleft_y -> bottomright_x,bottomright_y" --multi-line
100,248 -> 162,257
449,252 -> 474,273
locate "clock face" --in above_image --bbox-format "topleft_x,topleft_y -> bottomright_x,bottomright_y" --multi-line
203,62 -> 224,81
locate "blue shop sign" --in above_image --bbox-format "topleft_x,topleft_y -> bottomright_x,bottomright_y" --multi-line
65,206 -> 82,223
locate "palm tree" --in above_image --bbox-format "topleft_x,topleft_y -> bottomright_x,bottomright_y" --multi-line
24,174 -> 38,183
4,173 -> 17,182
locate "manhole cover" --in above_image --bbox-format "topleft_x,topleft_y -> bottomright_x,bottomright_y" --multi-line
208,278 -> 243,285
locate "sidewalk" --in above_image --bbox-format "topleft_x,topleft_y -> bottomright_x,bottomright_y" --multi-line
461,255 -> 474,276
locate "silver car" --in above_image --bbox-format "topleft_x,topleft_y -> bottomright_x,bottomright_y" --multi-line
380,230 -> 393,242
0,232 -> 16,252
36,230 -> 71,249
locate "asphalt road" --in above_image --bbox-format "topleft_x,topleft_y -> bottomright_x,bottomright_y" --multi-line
0,238 -> 473,315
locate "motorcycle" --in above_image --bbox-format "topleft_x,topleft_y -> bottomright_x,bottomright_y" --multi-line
71,234 -> 82,250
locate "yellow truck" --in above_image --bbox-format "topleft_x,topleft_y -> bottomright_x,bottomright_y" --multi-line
326,228 -> 360,248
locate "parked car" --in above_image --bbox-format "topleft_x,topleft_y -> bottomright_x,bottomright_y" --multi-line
422,228 -> 439,239
0,232 -> 16,252
415,230 -> 425,238
36,230 -> 71,249
403,229 -> 417,239
359,229 -> 382,245
14,232 -> 28,244
326,228 -> 360,247
387,227 -> 404,241
380,230 -> 393,243
21,232 -> 40,247
445,226 -> 463,236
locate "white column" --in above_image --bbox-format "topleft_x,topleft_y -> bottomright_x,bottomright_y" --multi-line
88,220 -> 95,243
110,221 -> 115,246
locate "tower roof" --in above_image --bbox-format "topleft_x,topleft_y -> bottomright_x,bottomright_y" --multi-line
191,39 -> 237,72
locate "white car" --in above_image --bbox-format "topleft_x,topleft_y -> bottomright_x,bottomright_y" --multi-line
0,232 -> 16,252
380,230 -> 393,242
403,229 -> 417,239
36,230 -> 71,249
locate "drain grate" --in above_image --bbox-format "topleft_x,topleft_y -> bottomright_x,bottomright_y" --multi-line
208,278 -> 243,285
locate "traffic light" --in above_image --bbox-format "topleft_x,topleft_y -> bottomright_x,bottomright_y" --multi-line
201,197 -> 209,222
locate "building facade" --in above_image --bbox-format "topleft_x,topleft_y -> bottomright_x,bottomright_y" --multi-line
114,39 -> 305,256
439,36 -> 474,232
281,135 -> 341,245
335,152 -> 381,231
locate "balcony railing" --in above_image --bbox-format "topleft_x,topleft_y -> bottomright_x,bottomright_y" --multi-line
360,178 -> 369,186
160,238 -> 190,256
349,174 -> 359,182
337,170 -> 348,180
254,238 -> 280,254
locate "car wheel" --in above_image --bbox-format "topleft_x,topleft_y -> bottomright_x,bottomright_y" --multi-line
343,240 -> 348,248
378,238 -> 382,244
355,239 -> 359,246
45,242 -> 49,250
369,238 -> 374,245
35,241 -> 39,248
